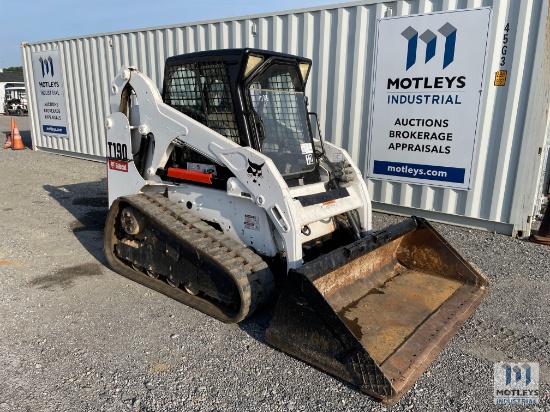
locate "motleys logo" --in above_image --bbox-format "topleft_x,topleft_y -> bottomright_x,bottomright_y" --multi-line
493,362 -> 539,405
39,56 -> 55,78
401,23 -> 457,70
502,363 -> 534,386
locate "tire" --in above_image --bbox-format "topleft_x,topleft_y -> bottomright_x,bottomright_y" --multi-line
17,108 -> 23,117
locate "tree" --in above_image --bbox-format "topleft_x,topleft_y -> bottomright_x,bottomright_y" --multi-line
3,66 -> 23,72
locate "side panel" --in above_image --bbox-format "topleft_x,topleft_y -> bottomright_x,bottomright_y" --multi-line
165,186 -> 279,257
105,112 -> 148,206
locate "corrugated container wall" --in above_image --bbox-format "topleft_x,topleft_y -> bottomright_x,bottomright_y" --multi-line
21,0 -> 550,236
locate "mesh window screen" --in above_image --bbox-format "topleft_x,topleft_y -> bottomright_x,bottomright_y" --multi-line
248,64 -> 313,176
249,65 -> 308,155
250,87 -> 306,155
165,62 -> 240,144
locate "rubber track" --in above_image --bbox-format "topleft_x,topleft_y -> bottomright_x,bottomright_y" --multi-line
104,192 -> 275,323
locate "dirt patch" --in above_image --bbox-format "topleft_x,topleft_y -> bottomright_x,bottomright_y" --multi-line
0,260 -> 22,266
149,363 -> 171,373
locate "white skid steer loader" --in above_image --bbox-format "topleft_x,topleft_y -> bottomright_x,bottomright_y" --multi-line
103,48 -> 488,404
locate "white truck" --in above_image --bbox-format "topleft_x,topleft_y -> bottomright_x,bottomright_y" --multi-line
2,82 -> 27,116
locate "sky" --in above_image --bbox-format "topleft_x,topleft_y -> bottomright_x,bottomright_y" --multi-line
0,0 -> 349,69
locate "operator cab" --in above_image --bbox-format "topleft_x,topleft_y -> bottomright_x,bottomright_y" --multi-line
162,48 -> 318,186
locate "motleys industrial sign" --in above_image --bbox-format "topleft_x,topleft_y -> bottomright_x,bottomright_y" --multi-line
31,50 -> 69,137
367,8 -> 492,190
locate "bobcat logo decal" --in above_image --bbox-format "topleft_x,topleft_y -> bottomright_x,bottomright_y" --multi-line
247,159 -> 265,184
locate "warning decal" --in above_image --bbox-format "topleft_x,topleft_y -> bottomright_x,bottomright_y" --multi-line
244,214 -> 260,231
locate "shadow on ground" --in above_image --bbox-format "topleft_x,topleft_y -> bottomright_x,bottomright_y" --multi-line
44,180 -> 108,265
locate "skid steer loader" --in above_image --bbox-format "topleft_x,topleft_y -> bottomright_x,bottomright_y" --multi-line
104,48 -> 488,404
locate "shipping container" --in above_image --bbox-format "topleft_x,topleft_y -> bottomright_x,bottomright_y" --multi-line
21,0 -> 550,236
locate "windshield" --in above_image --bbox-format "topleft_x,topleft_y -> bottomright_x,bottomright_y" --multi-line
6,89 -> 25,99
249,64 -> 315,177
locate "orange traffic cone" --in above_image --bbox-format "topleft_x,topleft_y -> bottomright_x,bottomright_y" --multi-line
3,117 -> 14,149
3,134 -> 11,149
11,118 -> 24,150
530,200 -> 550,245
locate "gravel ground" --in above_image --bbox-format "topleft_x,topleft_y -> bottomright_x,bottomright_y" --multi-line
0,115 -> 548,411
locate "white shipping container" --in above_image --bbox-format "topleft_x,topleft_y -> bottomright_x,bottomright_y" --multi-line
0,82 -> 6,114
20,0 -> 550,236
